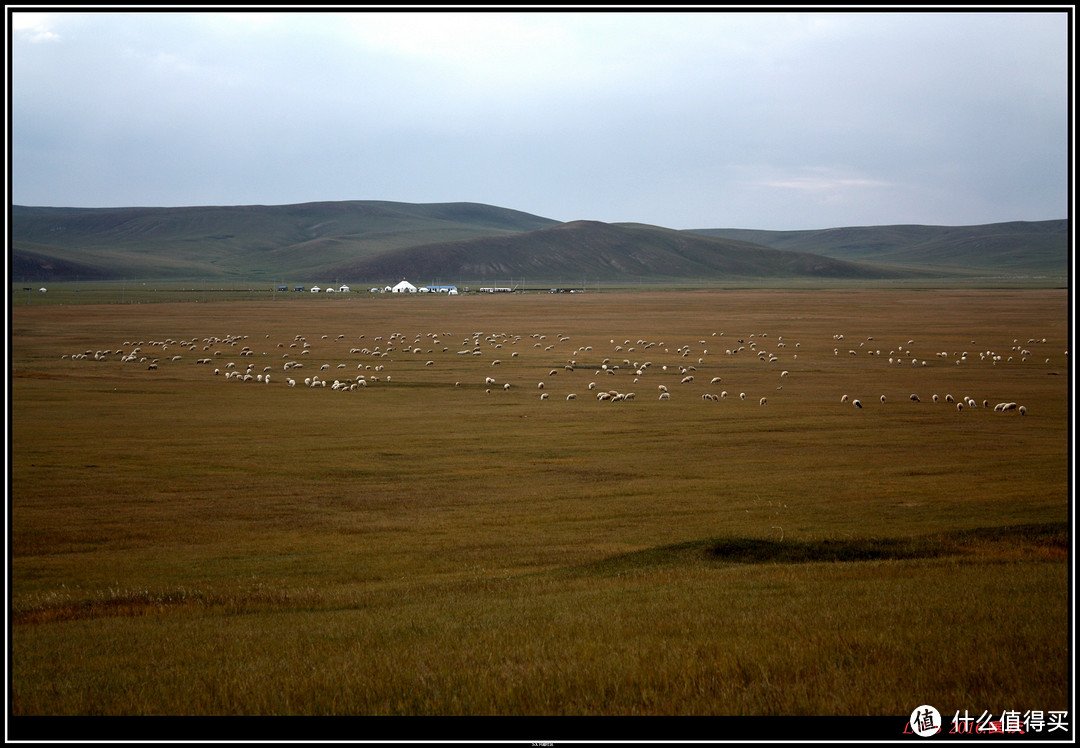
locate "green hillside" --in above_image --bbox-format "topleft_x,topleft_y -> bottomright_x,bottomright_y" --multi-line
691,220 -> 1068,276
11,201 -> 560,282
9,201 -> 1066,284
328,220 -> 935,285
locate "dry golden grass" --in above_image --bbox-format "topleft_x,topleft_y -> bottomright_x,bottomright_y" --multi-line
9,288 -> 1070,731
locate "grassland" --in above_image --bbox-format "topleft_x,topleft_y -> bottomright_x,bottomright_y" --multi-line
9,288 -> 1070,738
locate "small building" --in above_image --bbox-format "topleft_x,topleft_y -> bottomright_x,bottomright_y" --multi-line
277,286 -> 288,292
310,285 -> 321,293
338,285 -> 350,293
392,280 -> 418,293
294,286 -> 305,292
425,285 -> 459,294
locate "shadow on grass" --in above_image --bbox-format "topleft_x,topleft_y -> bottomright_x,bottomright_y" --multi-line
566,521 -> 1068,578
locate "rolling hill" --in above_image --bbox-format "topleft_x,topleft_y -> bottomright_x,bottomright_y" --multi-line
9,201 -> 1068,284
326,220 -> 929,284
691,220 -> 1068,276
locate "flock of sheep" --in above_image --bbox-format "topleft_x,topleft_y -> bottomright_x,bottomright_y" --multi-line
60,327 -> 1062,419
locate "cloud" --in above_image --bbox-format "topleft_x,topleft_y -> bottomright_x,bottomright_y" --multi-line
9,11 -> 1068,229
12,12 -> 60,42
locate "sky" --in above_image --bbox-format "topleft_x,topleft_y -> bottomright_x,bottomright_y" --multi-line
9,9 -> 1070,230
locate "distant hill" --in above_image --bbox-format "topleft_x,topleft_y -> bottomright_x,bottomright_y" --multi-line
691,220 -> 1068,276
9,201 -> 1066,283
11,201 -> 560,282
328,220 -> 932,284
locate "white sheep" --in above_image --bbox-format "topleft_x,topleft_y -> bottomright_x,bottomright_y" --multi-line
910,394 -> 920,402
659,392 -> 670,400
841,394 -> 849,403
566,393 -> 577,400
739,392 -> 746,400
853,399 -> 862,408
759,397 -> 767,406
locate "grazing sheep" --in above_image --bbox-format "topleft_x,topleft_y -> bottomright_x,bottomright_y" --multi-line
566,393 -> 577,400
659,392 -> 670,400
657,384 -> 668,393
537,382 -> 544,389
503,383 -> 511,391
1018,405 -> 1027,415
759,397 -> 767,406
853,399 -> 862,408
739,392 -> 746,400
945,394 -> 955,403
957,402 -> 964,412
910,394 -> 920,402
932,394 -> 939,403
710,377 -> 722,384
880,395 -> 886,404
841,394 -> 849,403
485,376 -> 496,385
540,393 -> 549,400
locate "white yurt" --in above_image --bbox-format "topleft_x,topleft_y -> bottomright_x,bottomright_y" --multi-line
392,280 -> 417,293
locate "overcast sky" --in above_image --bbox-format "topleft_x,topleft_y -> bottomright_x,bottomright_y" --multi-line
10,9 -> 1069,230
